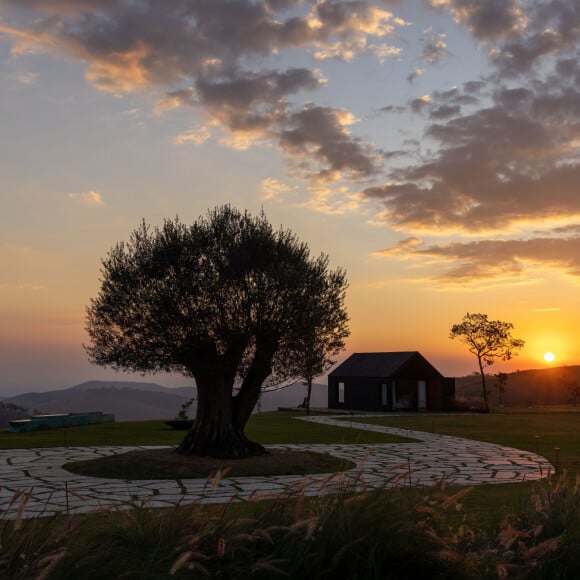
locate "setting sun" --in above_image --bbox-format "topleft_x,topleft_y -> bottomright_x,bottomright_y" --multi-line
544,351 -> 556,363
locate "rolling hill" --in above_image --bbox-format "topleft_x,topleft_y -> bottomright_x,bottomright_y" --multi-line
1,380 -> 328,423
455,365 -> 580,406
3,381 -> 194,422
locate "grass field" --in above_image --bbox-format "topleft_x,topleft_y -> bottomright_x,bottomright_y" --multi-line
0,411 -> 412,449
324,410 -> 580,530
340,410 -> 580,474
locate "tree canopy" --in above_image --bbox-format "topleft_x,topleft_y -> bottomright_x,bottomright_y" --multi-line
450,313 -> 524,410
85,206 -> 349,457
283,308 -> 346,414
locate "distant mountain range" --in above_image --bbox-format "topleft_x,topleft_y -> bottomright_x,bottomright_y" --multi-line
2,381 -> 195,424
69,380 -> 193,395
0,380 -> 327,425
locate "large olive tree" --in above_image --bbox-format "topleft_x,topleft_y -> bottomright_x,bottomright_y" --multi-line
85,206 -> 349,458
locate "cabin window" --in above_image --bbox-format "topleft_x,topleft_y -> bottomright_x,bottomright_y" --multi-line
338,382 -> 345,403
381,383 -> 388,406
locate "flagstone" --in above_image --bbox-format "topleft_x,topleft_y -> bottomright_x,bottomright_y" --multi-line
0,413 -> 554,519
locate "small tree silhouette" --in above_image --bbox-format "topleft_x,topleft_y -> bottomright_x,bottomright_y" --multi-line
494,372 -> 508,405
561,368 -> 580,406
176,397 -> 195,421
450,313 -> 524,411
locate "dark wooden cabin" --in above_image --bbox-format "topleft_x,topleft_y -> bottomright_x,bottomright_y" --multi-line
328,351 -> 455,412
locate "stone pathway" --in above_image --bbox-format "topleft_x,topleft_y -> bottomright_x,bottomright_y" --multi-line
0,415 -> 553,520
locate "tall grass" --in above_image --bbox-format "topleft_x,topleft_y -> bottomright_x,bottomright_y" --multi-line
3,469 -> 579,579
0,491 -> 70,579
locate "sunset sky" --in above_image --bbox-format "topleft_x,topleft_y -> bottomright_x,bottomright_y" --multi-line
1,0 -> 579,395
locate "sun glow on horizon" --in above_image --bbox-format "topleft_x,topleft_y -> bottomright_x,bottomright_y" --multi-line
544,351 -> 555,363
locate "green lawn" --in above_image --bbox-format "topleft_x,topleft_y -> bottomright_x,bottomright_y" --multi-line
245,411 -> 415,445
340,410 -> 580,473
0,411 -> 411,449
336,410 -> 580,524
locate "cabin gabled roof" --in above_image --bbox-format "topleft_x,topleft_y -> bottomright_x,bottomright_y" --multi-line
329,351 -> 440,378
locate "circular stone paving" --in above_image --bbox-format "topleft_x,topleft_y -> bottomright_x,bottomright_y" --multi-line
0,414 -> 553,520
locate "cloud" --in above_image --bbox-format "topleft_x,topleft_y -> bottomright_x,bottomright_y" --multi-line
195,69 -> 323,139
410,94 -> 431,113
429,104 -> 460,119
380,104 -> 406,113
362,10 -> 580,285
67,191 -> 104,206
421,29 -> 447,63
278,105 -> 380,183
309,1 -> 407,62
0,0 -> 405,187
375,234 -> 580,284
0,22 -> 57,55
173,126 -> 211,146
463,80 -> 485,94
364,67 -> 580,234
425,1 -> 580,77
261,178 -> 295,200
375,236 -> 422,254
0,0 -> 123,18
5,0 -> 580,283
154,88 -> 198,115
15,72 -> 38,85
407,67 -> 425,83
0,1 -> 406,89
405,29 -> 447,85
302,184 -> 361,215
488,1 -> 580,76
374,43 -> 402,63
432,86 -> 480,107
426,0 -> 526,41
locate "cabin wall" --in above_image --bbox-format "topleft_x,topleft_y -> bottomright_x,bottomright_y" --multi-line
328,355 -> 453,412
328,377 -> 389,411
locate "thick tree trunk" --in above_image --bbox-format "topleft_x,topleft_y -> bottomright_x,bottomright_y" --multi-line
232,334 -> 279,450
306,378 -> 312,415
178,417 -> 264,458
177,374 -> 264,458
177,341 -> 271,459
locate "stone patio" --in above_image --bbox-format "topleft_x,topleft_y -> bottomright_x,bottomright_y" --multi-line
0,414 -> 554,519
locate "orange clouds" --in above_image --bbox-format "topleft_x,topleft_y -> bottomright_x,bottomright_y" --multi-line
375,233 -> 580,286
3,0 -> 580,292
0,0 -> 405,190
84,41 -> 152,93
67,191 -> 104,206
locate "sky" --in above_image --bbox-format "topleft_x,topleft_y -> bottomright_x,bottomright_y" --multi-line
1,0 -> 579,395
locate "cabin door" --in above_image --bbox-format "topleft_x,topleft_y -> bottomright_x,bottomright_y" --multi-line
381,383 -> 388,407
417,380 -> 427,411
